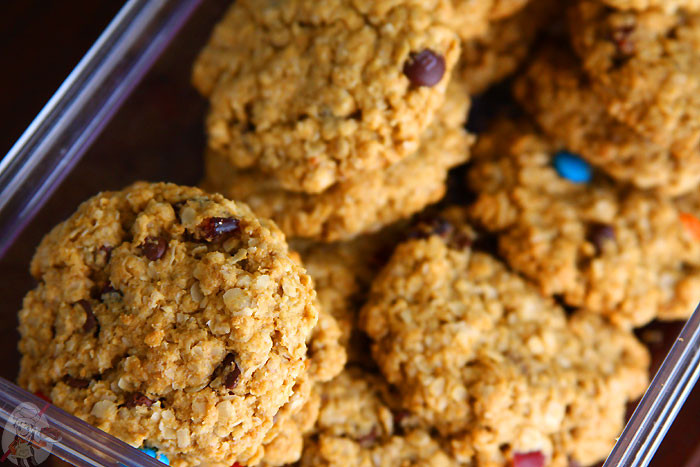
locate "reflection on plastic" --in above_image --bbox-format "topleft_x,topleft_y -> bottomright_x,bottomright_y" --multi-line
0,0 -> 202,259
0,378 -> 167,467
604,303 -> 700,467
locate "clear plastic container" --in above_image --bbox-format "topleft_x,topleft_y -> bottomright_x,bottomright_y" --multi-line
0,1 -> 698,466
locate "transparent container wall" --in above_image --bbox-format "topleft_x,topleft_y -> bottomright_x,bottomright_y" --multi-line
0,1 -> 698,466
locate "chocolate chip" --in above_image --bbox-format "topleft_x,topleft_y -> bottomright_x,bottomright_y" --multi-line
198,217 -> 240,242
403,49 -> 445,87
140,236 -> 167,261
357,427 -> 378,448
64,376 -> 90,389
124,392 -> 154,408
588,223 -> 616,254
224,365 -> 241,389
77,300 -> 97,333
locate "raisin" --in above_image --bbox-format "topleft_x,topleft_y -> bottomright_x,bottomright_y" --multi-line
408,217 -> 453,240
77,300 -> 97,333
198,217 -> 240,242
357,427 -> 378,448
140,236 -> 167,261
403,49 -> 446,87
124,392 -> 154,408
64,376 -> 90,389
587,223 -> 616,254
224,364 -> 241,389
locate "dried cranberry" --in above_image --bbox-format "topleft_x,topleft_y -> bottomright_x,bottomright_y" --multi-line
403,49 -> 445,87
77,300 -> 97,333
140,236 -> 167,261
198,217 -> 240,242
512,451 -> 545,467
587,223 -> 616,254
124,392 -> 154,408
64,376 -> 90,389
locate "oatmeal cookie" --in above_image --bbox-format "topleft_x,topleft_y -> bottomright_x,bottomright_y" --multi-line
291,227 -> 402,363
259,306 -> 345,466
202,80 -> 472,242
568,0 -> 700,152
17,182 -> 318,467
459,0 -> 558,94
193,0 -> 461,194
599,0 -> 700,13
299,367 -> 458,467
467,119 -> 700,327
514,46 -> 700,195
359,209 -> 650,465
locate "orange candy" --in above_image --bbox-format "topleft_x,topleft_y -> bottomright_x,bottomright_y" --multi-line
680,212 -> 700,241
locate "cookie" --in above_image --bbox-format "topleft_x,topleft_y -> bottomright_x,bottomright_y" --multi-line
459,0 -> 558,94
259,306 -> 345,466
359,209 -> 650,465
467,119 -> 700,327
444,0 -> 532,41
568,0 -> 700,152
202,80 -> 472,242
514,45 -> 700,195
599,0 -> 700,13
291,227 -> 402,362
17,182 -> 319,467
193,0 -> 461,194
299,367 -> 458,467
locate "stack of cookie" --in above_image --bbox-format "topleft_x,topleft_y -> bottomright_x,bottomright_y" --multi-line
18,1 -> 700,467
462,0 -> 700,329
514,0 -> 700,195
291,209 -> 650,466
193,0 -> 474,242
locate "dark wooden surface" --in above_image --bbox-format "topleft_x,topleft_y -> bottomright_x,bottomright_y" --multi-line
0,1 -> 697,465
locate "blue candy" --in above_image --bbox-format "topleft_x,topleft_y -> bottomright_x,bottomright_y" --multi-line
139,447 -> 170,465
553,151 -> 592,183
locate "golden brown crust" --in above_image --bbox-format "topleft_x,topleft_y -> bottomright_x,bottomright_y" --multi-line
467,119 -> 700,327
18,182 -> 319,467
360,209 -> 650,465
202,80 -> 472,242
193,0 -> 461,194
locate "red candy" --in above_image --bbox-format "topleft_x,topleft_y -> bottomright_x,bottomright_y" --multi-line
680,212 -> 700,241
512,451 -> 545,467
